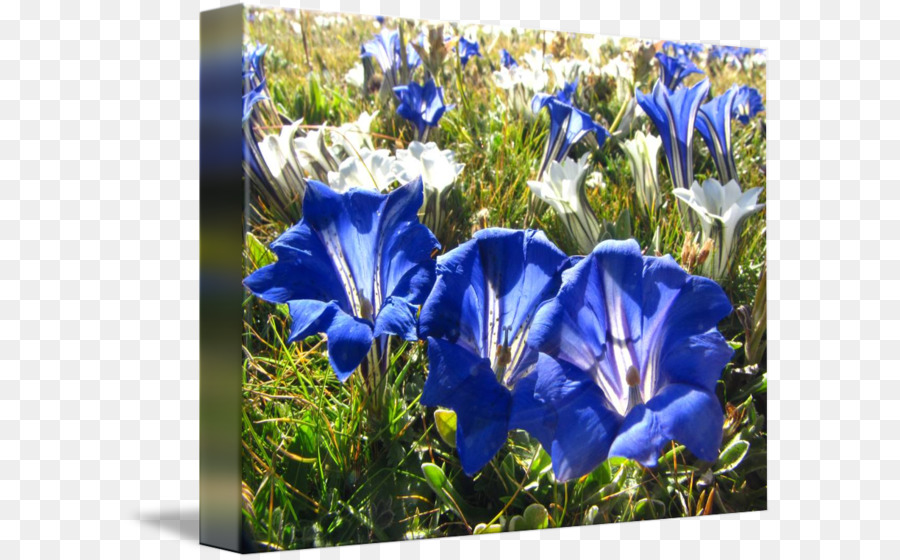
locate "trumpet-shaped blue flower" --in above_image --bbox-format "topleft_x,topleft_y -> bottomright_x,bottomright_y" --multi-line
242,43 -> 272,124
393,79 -> 452,141
361,28 -> 421,89
695,85 -> 740,184
553,78 -> 578,106
636,79 -> 710,193
243,43 -> 268,87
456,37 -> 482,67
500,48 -> 518,69
244,178 -> 439,381
419,229 -> 573,475
709,46 -> 765,68
654,52 -> 704,90
732,86 -> 765,125
519,239 -> 733,480
243,80 -> 269,124
662,41 -> 705,59
531,93 -> 609,180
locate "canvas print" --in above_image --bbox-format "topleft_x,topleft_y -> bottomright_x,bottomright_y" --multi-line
233,5 -> 766,552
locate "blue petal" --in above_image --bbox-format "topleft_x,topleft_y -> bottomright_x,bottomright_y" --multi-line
636,79 -> 709,191
609,383 -> 723,466
457,37 -> 482,67
510,354 -> 620,481
243,221 -> 351,311
373,297 -> 418,340
530,239 -> 643,402
242,79 -> 268,123
419,235 -> 485,356
301,179 -> 437,322
419,228 -> 568,381
732,85 -> 765,125
695,85 -> 739,183
637,254 -> 733,393
324,311 -> 375,382
655,52 -> 704,90
422,338 -> 511,475
361,29 -> 399,73
531,94 -> 609,178
500,49 -> 518,68
286,300 -> 339,343
377,177 -> 439,305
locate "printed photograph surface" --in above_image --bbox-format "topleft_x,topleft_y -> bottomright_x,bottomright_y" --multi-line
240,6 -> 766,551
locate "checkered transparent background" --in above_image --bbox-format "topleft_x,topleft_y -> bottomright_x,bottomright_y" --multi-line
0,0 -> 894,557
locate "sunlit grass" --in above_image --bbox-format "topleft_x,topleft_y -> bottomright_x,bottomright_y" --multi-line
241,8 -> 767,550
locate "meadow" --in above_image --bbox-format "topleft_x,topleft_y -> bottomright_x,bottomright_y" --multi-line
240,8 -> 766,550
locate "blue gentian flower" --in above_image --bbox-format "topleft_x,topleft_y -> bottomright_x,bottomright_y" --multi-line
242,43 -> 272,125
635,79 -> 710,192
244,178 -> 439,381
457,37 -> 482,67
361,28 -> 421,89
695,85 -> 740,184
654,52 -> 704,90
500,48 -> 518,69
243,43 -> 268,86
553,78 -> 578,106
393,79 -> 452,141
732,85 -> 765,125
531,93 -> 609,180
243,80 -> 269,124
519,239 -> 733,480
709,45 -> 763,68
419,228 -> 573,475
662,41 -> 705,59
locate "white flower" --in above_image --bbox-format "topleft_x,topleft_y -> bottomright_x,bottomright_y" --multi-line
548,58 -> 585,88
745,52 -> 767,69
293,127 -> 339,179
527,153 -> 601,254
586,170 -> 606,191
314,15 -> 346,28
621,131 -> 663,216
521,48 -> 553,73
672,178 -> 765,279
492,66 -> 548,112
581,35 -> 609,68
256,121 -> 309,204
344,62 -> 365,89
393,141 -> 464,194
327,148 -> 396,193
332,111 -> 377,159
393,141 -> 464,236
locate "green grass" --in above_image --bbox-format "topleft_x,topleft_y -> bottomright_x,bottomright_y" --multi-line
241,9 -> 767,550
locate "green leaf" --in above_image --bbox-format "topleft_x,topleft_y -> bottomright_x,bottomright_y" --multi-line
507,515 -> 525,532
433,409 -> 457,448
523,503 -> 549,530
420,462 -> 478,522
714,440 -> 750,475
246,232 -> 275,268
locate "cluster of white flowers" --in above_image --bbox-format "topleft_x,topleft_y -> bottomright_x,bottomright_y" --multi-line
254,111 -> 464,233
673,178 -> 765,279
328,148 -> 396,193
492,49 -> 551,113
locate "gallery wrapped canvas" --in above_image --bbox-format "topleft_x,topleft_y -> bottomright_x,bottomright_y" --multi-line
200,4 -> 766,553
